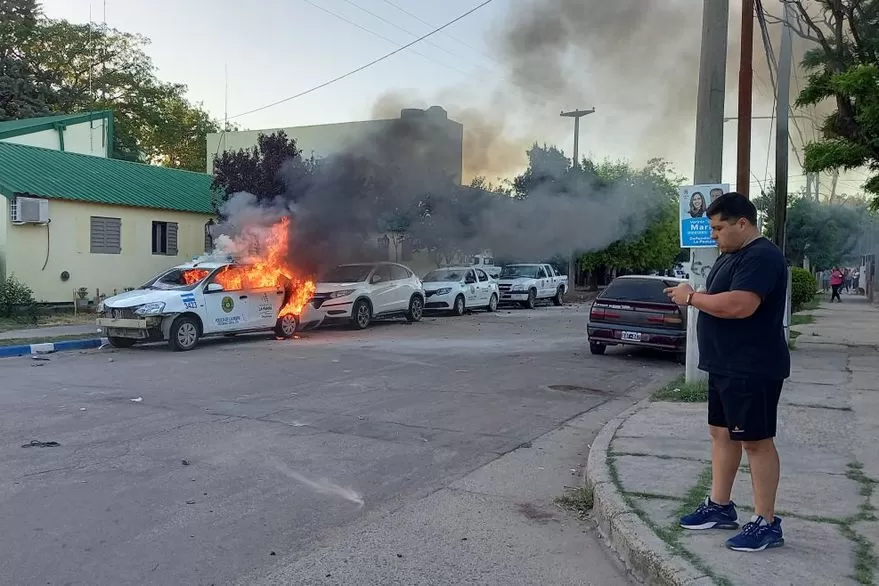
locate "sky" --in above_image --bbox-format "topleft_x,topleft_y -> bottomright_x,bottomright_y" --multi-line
40,0 -> 873,196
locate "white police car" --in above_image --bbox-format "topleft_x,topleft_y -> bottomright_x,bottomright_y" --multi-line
422,266 -> 499,315
96,255 -> 319,351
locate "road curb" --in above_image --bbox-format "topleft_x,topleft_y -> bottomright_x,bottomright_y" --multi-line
0,337 -> 108,358
585,398 -> 710,586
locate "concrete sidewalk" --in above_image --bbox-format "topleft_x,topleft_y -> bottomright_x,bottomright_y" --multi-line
587,297 -> 879,586
0,324 -> 100,341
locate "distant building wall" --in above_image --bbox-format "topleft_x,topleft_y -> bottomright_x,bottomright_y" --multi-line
206,106 -> 464,185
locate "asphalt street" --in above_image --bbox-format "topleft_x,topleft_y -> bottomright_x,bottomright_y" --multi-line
0,303 -> 679,586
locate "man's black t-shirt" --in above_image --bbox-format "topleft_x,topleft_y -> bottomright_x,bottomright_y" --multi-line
697,237 -> 791,380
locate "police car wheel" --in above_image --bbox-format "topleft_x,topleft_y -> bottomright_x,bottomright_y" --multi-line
169,316 -> 200,351
487,294 -> 498,312
452,295 -> 465,316
275,314 -> 298,338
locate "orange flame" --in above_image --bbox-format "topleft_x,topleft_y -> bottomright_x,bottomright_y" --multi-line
212,217 -> 316,317
182,269 -> 210,285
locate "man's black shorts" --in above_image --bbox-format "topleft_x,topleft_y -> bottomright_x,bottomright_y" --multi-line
708,374 -> 783,441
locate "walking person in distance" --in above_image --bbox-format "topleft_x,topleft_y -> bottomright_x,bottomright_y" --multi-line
664,192 -> 790,552
830,267 -> 844,302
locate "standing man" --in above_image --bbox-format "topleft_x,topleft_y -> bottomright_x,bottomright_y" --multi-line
664,192 -> 789,552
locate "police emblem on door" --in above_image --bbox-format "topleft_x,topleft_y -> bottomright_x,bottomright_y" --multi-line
221,296 -> 234,313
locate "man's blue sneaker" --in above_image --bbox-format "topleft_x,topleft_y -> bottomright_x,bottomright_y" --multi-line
726,515 -> 785,552
679,497 -> 739,530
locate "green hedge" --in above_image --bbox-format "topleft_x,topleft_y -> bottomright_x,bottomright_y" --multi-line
791,267 -> 817,312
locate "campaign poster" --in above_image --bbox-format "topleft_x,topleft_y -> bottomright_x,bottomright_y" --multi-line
679,184 -> 728,248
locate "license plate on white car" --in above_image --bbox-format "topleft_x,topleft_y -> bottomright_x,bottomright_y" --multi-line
621,331 -> 642,342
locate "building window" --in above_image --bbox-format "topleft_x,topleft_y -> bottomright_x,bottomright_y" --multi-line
152,221 -> 178,255
90,216 -> 122,254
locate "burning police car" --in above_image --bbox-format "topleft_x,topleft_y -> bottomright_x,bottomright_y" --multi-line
96,254 -> 318,351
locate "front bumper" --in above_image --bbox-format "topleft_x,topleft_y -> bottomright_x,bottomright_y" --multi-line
424,291 -> 456,310
96,316 -> 165,340
311,297 -> 354,318
499,291 -> 530,302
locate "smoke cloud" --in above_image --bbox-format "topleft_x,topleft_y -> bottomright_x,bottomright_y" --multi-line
373,0 -> 815,181
213,1 -> 818,273
215,116 -> 672,270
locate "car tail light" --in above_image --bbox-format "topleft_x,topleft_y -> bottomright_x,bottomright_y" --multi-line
647,313 -> 683,325
590,306 -> 619,320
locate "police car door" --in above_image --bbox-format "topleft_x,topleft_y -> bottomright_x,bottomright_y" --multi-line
203,266 -> 249,333
249,286 -> 284,329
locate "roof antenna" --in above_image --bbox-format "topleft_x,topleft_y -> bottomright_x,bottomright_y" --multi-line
224,62 -> 229,132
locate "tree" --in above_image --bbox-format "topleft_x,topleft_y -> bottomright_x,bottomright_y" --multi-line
0,0 -> 52,120
575,158 -> 683,277
755,185 -> 866,268
11,14 -> 220,170
781,0 -> 879,208
211,131 -> 315,214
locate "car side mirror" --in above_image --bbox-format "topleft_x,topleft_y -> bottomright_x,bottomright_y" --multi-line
206,283 -> 224,293
371,275 -> 383,284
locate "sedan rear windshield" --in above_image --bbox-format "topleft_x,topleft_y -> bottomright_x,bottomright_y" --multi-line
599,278 -> 679,304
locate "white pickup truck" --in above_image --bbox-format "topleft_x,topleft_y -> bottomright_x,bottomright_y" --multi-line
497,263 -> 568,309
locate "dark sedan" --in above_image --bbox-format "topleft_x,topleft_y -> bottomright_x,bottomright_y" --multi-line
586,275 -> 688,361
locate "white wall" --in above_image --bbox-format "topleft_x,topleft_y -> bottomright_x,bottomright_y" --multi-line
1,119 -> 109,157
0,195 -> 6,280
206,119 -> 394,173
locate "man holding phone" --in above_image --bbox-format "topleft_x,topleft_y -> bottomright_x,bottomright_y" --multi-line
664,192 -> 789,552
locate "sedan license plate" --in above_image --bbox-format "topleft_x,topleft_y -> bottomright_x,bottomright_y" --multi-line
621,331 -> 642,342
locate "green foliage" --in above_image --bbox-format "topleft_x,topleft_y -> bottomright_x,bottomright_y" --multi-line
2,4 -> 221,171
792,3 -> 879,208
754,186 -> 866,269
0,273 -> 36,318
0,0 -> 53,120
211,131 -> 313,213
791,267 -> 818,312
578,158 -> 683,273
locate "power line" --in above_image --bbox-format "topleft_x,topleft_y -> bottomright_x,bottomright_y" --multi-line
301,0 -> 471,77
379,0 -> 501,66
229,0 -> 495,120
339,0 -> 478,67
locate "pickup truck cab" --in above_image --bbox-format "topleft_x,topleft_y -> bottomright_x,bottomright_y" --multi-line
96,255 -> 314,351
497,263 -> 568,309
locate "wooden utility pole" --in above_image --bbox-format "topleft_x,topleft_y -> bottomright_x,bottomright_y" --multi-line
736,0 -> 755,196
773,0 -> 793,253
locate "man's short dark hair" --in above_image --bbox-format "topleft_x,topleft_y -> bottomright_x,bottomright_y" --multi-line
706,191 -> 758,225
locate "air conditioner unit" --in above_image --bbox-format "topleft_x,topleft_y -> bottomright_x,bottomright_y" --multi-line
11,197 -> 49,224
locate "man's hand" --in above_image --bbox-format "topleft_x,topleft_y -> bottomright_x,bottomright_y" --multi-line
664,282 -> 695,306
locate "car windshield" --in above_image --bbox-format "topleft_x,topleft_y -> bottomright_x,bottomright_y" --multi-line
600,278 -> 678,304
501,265 -> 539,279
423,269 -> 465,282
322,265 -> 373,283
141,267 -> 213,291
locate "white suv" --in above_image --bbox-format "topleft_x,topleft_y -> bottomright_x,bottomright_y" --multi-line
310,262 -> 426,329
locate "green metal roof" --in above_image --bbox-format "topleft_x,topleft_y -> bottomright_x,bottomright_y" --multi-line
0,111 -> 112,140
0,141 -> 216,214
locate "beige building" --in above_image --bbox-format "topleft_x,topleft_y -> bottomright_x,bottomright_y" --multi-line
207,105 -> 464,185
0,139 -> 215,304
